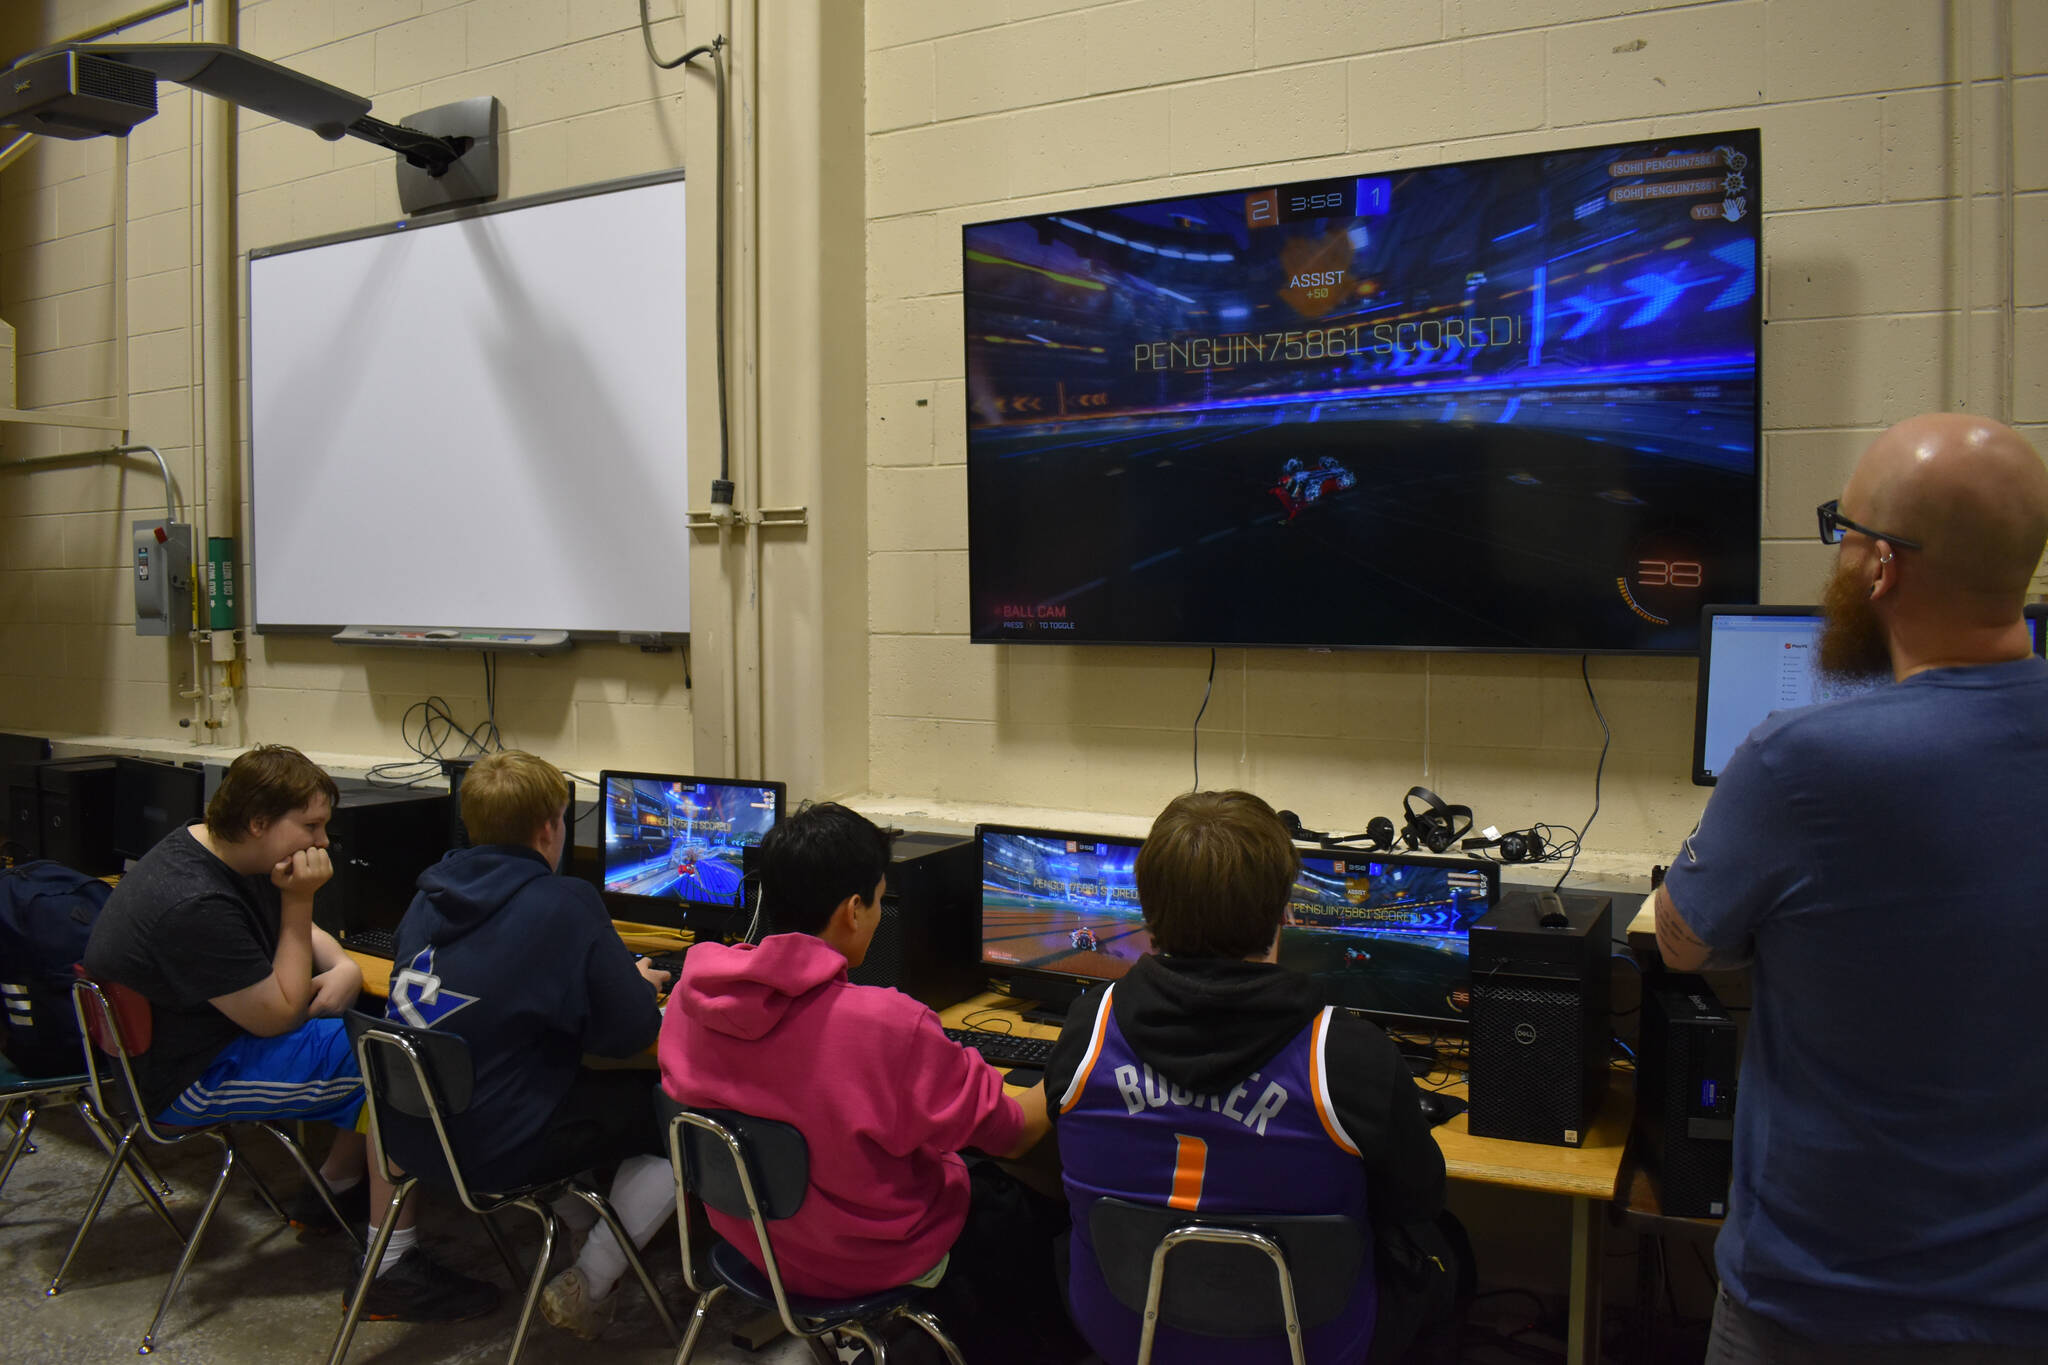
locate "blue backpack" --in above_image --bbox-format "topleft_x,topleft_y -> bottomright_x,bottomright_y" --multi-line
0,861 -> 112,1078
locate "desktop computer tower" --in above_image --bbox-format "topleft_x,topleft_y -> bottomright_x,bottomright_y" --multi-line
848,832 -> 981,1010
0,735 -> 51,854
313,786 -> 452,937
113,756 -> 207,863
8,757 -> 120,875
1467,891 -> 1612,1147
1638,974 -> 1738,1217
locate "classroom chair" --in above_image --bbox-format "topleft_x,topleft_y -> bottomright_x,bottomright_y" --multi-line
1,1069 -> 181,1229
1086,1196 -> 1369,1365
663,1099 -> 967,1365
331,1010 -> 679,1365
56,974 -> 361,1354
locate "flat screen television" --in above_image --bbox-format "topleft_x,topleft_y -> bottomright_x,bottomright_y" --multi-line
975,824 -> 1496,1024
597,771 -> 784,932
964,129 -> 1762,653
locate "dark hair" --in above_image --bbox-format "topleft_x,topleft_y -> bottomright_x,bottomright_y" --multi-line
205,745 -> 340,842
758,801 -> 891,937
1136,790 -> 1299,959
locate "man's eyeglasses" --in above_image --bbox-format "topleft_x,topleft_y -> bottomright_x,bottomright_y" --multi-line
1816,499 -> 1922,550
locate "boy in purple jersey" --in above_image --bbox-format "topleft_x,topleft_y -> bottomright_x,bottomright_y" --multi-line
1043,790 -> 1467,1365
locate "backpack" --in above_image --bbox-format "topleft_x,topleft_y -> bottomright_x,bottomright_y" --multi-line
0,860 -> 112,1078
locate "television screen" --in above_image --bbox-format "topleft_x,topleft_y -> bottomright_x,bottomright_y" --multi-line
599,772 -> 782,909
964,130 -> 1762,653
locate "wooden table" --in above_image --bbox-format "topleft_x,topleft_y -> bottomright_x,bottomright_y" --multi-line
942,990 -> 1630,1365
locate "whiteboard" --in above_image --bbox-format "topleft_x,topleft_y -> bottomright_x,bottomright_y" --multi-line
249,173 -> 689,635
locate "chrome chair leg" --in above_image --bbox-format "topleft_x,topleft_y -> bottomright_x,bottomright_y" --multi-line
49,1123 -> 139,1296
673,1283 -> 726,1365
506,1198 -> 559,1365
0,1100 -> 38,1195
233,1137 -> 292,1226
327,1177 -> 412,1365
75,1105 -> 182,1238
255,1121 -> 364,1252
841,1321 -> 888,1364
138,1134 -> 235,1354
899,1309 -> 967,1365
566,1184 -> 680,1342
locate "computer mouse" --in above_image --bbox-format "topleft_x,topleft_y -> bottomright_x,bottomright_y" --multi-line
1418,1091 -> 1468,1127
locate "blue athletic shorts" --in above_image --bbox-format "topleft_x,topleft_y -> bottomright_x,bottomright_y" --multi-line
157,1017 -> 365,1128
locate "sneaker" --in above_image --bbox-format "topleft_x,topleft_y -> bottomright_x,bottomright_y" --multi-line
289,1179 -> 370,1238
344,1247 -> 501,1323
539,1266 -> 616,1342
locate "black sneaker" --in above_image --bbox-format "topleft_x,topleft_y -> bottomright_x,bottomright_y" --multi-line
289,1179 -> 371,1238
344,1248 -> 501,1323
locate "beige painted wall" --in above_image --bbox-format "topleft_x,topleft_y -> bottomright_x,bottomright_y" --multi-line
0,0 -> 733,781
861,0 -> 2048,870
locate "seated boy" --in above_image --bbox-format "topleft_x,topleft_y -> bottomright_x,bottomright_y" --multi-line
1043,790 -> 1465,1365
660,801 -> 1070,1362
378,750 -> 673,1340
83,745 -> 494,1321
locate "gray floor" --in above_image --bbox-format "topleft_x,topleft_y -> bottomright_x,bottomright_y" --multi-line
0,1101 -> 816,1365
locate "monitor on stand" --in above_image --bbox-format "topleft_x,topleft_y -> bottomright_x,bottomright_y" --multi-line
975,825 -> 1148,1022
596,771 -> 784,938
1279,850 -> 1497,1027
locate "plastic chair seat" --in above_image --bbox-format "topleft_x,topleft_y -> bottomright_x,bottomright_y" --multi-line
706,1239 -> 922,1326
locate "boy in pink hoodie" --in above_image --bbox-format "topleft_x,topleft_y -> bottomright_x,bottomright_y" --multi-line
660,802 -> 1070,1360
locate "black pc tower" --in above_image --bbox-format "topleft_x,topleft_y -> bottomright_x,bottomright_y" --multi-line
846,832 -> 982,1010
1638,974 -> 1738,1217
0,734 -> 52,856
315,786 -> 452,939
113,756 -> 207,862
8,757 -> 121,874
1467,891 -> 1613,1147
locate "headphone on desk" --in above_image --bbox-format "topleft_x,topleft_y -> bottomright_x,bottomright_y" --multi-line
1400,787 -> 1474,854
1462,827 -> 1548,863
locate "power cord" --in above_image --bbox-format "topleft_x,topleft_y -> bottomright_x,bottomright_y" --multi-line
1554,654 -> 1609,891
367,654 -> 506,786
1191,647 -> 1216,792
638,4 -> 730,507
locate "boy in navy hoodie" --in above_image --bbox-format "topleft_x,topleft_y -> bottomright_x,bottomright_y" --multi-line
382,750 -> 673,1336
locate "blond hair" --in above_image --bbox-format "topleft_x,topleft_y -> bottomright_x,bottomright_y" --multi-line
460,751 -> 570,848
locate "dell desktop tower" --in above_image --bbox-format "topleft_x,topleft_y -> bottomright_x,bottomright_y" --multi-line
1638,973 -> 1738,1217
1467,891 -> 1613,1147
314,786 -> 452,938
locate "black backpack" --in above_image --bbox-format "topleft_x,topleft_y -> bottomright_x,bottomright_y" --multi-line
0,860 -> 112,1078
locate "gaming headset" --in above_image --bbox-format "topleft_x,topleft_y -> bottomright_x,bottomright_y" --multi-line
1278,810 -> 1399,852
1461,826 -> 1548,863
1400,786 -> 1474,854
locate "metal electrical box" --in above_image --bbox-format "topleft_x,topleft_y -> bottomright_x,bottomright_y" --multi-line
133,519 -> 194,636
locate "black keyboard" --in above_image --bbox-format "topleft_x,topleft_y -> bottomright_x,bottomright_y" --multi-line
944,1027 -> 1055,1070
346,928 -> 399,959
640,954 -> 690,979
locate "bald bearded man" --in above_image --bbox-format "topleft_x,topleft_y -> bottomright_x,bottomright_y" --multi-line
1658,414 -> 2048,1363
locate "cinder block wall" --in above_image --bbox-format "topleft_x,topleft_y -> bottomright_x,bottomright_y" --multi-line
0,0 -> 707,774
862,0 -> 2047,867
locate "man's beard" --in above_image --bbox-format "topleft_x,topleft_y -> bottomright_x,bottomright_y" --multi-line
1818,558 -> 1893,682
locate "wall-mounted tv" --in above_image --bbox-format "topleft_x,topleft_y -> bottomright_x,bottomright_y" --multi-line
963,129 -> 1761,653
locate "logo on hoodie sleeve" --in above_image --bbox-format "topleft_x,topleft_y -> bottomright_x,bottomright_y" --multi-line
387,946 -> 479,1030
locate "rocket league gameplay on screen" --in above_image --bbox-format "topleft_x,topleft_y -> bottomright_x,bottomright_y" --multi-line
964,130 -> 1762,652
979,830 -> 1150,981
1278,855 -> 1495,1022
602,777 -> 780,908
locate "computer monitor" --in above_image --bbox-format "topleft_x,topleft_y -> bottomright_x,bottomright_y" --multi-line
976,824 -> 1498,1024
113,756 -> 205,862
976,825 -> 1148,1014
1279,851 -> 1498,1024
596,771 -> 784,931
1693,604 -> 2048,786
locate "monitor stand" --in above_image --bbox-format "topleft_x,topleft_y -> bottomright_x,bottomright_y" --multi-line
1020,1005 -> 1067,1028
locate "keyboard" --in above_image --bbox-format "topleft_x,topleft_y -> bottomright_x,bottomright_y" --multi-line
346,928 -> 399,959
944,1027 -> 1055,1070
639,954 -> 690,979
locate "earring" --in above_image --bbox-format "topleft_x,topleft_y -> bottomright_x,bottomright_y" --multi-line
1879,552 -> 1894,565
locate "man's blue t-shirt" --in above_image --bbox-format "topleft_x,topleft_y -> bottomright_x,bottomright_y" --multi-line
1666,656 -> 2048,1347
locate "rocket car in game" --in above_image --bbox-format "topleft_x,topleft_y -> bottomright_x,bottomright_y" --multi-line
1271,456 -> 1357,520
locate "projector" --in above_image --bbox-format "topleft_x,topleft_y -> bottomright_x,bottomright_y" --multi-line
0,48 -> 158,139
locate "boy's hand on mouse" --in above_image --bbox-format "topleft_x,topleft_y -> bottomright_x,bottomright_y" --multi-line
636,958 -> 673,992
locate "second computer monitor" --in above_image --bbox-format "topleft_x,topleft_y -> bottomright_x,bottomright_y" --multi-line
597,771 -> 784,927
976,823 -> 1497,1024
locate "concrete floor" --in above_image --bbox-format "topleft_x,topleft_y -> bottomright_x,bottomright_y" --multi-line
0,1103 -> 816,1365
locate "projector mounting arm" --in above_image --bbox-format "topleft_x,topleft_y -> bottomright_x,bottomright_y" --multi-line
345,114 -> 469,176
